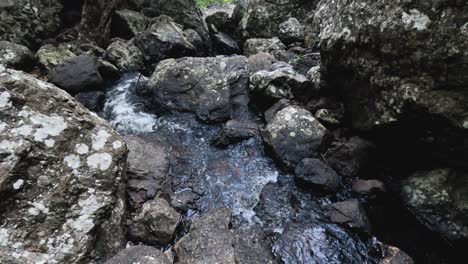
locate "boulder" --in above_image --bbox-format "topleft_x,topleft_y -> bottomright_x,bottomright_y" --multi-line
401,168 -> 468,241
0,0 -> 62,49
295,158 -> 341,193
105,246 -> 171,264
212,32 -> 240,55
105,40 -> 144,72
143,56 -> 249,123
205,11 -> 236,34
125,135 -> 170,207
278,17 -> 305,45
379,245 -> 414,264
249,65 -> 312,109
352,179 -> 386,195
74,91 -> 106,113
36,44 -> 77,72
0,67 -> 127,263
111,9 -> 150,39
129,198 -> 180,245
133,15 -> 199,68
0,41 -> 34,71
324,137 -> 374,177
325,199 -> 371,233
48,55 -> 104,95
313,0 -> 468,138
247,52 -> 277,73
212,119 -> 259,148
315,109 -> 340,125
262,105 -> 330,169
243,37 -> 286,57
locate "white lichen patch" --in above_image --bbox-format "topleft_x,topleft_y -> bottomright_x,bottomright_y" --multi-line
75,143 -> 89,155
13,179 -> 24,189
27,111 -> 67,142
86,153 -> 112,171
0,122 -> 7,133
64,154 -> 81,169
67,194 -> 102,233
92,130 -> 109,150
0,91 -> 12,108
112,141 -> 123,149
44,139 -> 55,148
13,125 -> 33,136
28,201 -> 49,216
402,9 -> 431,31
0,228 -> 9,246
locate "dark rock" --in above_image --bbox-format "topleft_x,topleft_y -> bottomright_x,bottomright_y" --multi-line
243,37 -> 286,57
98,60 -> 121,81
105,40 -> 144,72
128,198 -> 180,245
205,11 -> 236,34
325,199 -> 371,233
0,0 -> 62,49
262,105 -> 330,169
379,245 -> 414,264
212,32 -> 240,55
74,91 -> 106,112
315,109 -> 340,126
79,0 -> 120,46
264,98 -> 290,123
105,246 -> 171,264
143,56 -> 249,123
170,189 -> 200,211
401,168 -> 468,241
295,158 -> 341,193
324,137 -> 374,177
352,179 -> 386,195
124,135 -> 169,208
111,9 -> 149,39
48,55 -> 103,95
272,50 -> 320,76
133,15 -> 199,68
0,41 -> 34,71
278,17 -> 305,45
0,67 -> 127,263
247,52 -> 277,73
212,119 -> 259,148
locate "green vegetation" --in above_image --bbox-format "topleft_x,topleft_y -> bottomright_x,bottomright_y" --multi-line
196,0 -> 233,8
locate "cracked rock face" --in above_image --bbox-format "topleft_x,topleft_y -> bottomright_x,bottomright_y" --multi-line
0,67 -> 127,263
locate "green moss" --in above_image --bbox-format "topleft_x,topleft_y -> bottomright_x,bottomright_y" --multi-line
196,0 -> 233,8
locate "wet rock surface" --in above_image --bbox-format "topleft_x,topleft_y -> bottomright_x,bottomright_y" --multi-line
325,199 -> 371,233
295,158 -> 341,193
0,67 -> 127,263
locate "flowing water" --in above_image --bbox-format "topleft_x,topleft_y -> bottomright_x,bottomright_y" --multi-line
102,74 -> 380,263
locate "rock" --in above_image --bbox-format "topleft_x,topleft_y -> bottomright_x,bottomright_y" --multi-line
352,179 -> 386,195
0,41 -> 34,71
0,67 -> 127,263
264,98 -> 290,123
273,50 -> 321,76
205,11 -> 236,34
129,198 -> 180,245
0,0 -> 62,49
313,0 -> 468,131
250,65 -> 312,109
315,109 -> 340,125
401,168 -> 468,241
48,55 -> 104,95
143,55 -> 249,123
325,199 -> 371,233
247,52 -> 277,73
324,137 -> 374,177
133,15 -> 199,68
278,17 -> 305,45
74,91 -> 106,113
212,32 -> 240,55
125,135 -> 169,208
262,105 -> 330,169
170,189 -> 200,211
295,158 -> 341,193
135,0 -> 211,53
105,245 -> 171,264
174,208 -> 275,264
111,9 -> 150,39
379,245 -> 414,264
105,40 -> 144,72
212,119 -> 259,148
36,44 -> 77,72
243,37 -> 286,57
239,0 -> 319,40
79,0 -> 121,46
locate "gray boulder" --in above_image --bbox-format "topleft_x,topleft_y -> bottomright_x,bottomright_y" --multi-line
105,40 -> 144,72
212,119 -> 259,148
262,105 -> 330,169
111,9 -> 150,39
295,158 -> 341,193
129,198 -> 180,245
105,246 -> 171,264
243,37 -> 286,57
401,168 -> 468,241
324,137 -> 374,177
278,17 -> 305,45
0,41 -> 34,71
48,55 -> 104,95
352,179 -> 386,195
143,56 -> 249,122
325,199 -> 371,233
36,44 -> 77,72
212,32 -> 240,55
0,67 -> 127,263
